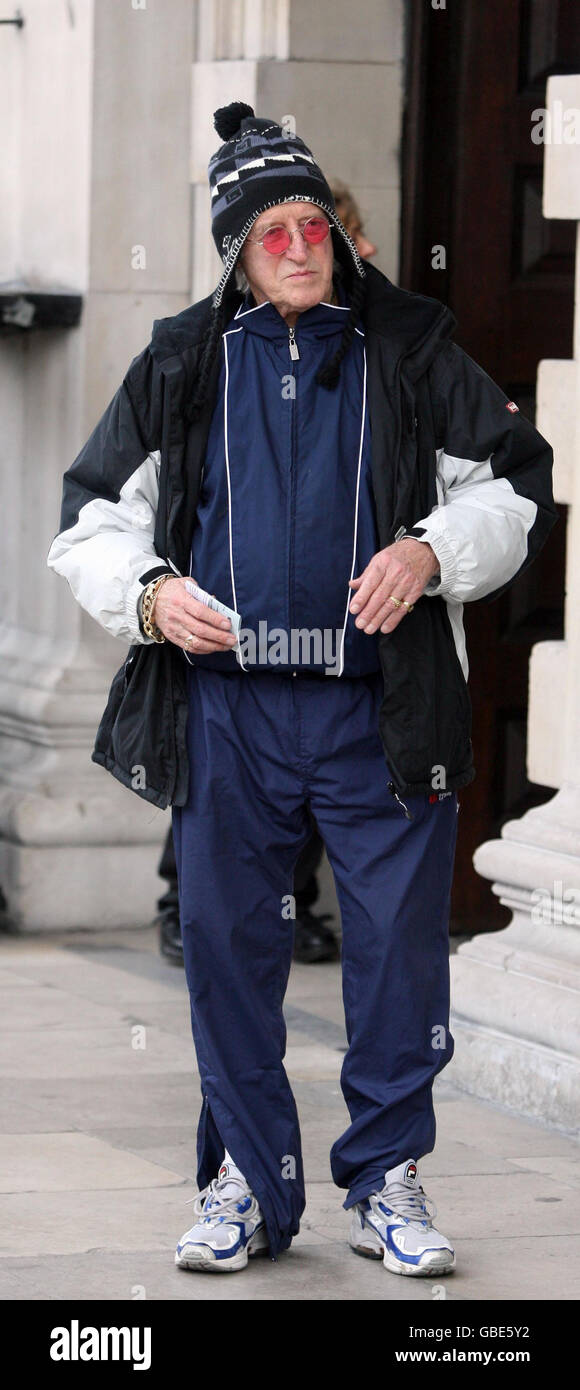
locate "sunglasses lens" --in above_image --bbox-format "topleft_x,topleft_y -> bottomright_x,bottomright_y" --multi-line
259,218 -> 330,253
303,218 -> 329,243
262,226 -> 290,254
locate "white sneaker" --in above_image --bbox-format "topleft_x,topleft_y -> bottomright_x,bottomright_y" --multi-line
349,1159 -> 455,1277
175,1155 -> 269,1273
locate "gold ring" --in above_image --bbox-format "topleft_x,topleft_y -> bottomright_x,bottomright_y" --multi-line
388,595 -> 403,609
402,600 -> 414,612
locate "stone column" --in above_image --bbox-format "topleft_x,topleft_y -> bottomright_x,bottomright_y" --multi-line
0,0 -> 194,930
448,76 -> 580,1129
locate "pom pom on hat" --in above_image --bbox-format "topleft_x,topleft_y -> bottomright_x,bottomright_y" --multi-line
213,102 -> 255,142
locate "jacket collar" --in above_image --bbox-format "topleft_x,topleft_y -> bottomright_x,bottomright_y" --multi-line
149,259 -> 456,377
229,277 -> 353,342
362,262 -> 456,380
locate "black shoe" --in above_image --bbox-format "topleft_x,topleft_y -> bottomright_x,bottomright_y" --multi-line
157,905 -> 338,966
293,909 -> 339,964
158,911 -> 184,966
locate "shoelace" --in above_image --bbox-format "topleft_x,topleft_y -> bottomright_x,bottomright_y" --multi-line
376,1180 -> 437,1228
184,1177 -> 252,1226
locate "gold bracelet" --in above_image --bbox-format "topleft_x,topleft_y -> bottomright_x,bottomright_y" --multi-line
141,574 -> 172,642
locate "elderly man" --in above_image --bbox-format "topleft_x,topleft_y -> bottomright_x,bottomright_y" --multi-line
47,103 -> 556,1278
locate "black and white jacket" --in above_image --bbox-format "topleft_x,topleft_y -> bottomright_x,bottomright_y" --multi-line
46,261 -> 557,809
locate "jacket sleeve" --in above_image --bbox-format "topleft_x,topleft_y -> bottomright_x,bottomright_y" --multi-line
407,341 -> 558,603
46,344 -> 178,644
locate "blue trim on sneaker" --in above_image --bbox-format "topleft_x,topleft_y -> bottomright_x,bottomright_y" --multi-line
384,1225 -> 430,1267
176,1217 -> 266,1261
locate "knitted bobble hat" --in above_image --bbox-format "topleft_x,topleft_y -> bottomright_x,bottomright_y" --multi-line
188,101 -> 367,422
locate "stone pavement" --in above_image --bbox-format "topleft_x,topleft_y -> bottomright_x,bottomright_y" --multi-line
0,912 -> 579,1303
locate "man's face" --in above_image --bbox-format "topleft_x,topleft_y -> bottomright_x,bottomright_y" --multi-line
239,201 -> 335,324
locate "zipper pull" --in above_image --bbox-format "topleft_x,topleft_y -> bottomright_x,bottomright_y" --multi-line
288,326 -> 300,361
387,780 -> 414,821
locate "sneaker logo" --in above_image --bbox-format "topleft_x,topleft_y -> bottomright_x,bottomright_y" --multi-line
404,1161 -> 418,1184
218,1164 -> 228,1180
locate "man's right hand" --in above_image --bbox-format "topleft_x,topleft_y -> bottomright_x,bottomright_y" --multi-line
152,576 -> 237,654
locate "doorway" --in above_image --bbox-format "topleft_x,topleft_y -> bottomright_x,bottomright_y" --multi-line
400,0 -> 578,931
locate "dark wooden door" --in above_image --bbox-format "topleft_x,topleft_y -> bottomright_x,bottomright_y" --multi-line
400,0 -> 578,932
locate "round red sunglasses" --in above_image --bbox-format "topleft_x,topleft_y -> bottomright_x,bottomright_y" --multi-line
248,216 -> 331,256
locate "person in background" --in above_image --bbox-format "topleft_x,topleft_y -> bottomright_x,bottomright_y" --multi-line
156,180 -> 377,969
330,179 -> 378,261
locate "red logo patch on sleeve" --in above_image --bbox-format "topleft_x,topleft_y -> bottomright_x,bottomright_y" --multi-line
506,401 -> 519,413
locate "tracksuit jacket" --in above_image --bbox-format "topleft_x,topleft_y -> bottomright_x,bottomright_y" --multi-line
46,260 -> 557,808
187,280 -> 382,678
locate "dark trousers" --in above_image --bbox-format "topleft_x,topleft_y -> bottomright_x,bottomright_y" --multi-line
171,664 -> 459,1260
159,807 -> 324,913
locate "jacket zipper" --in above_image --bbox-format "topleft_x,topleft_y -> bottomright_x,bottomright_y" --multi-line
375,363 -> 424,816
291,321 -> 412,812
387,780 -> 413,820
288,326 -> 299,643
123,647 -> 137,689
293,324 -> 411,808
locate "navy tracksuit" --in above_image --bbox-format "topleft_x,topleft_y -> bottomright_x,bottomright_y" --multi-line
171,286 -> 459,1259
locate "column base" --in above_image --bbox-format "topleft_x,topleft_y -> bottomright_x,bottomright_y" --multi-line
449,786 -> 580,1132
0,782 -> 171,933
449,1018 -> 580,1132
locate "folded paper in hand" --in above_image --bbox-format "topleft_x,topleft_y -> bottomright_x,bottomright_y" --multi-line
184,579 -> 242,655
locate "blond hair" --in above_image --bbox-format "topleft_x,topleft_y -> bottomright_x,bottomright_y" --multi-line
330,180 -> 361,237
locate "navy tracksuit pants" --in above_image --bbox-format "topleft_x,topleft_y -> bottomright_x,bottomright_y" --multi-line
171,663 -> 459,1260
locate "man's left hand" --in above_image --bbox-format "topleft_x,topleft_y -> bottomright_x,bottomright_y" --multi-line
348,538 -> 440,634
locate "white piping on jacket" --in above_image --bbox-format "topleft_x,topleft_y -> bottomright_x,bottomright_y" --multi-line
221,328 -> 248,672
336,342 -> 368,677
233,298 -> 363,328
